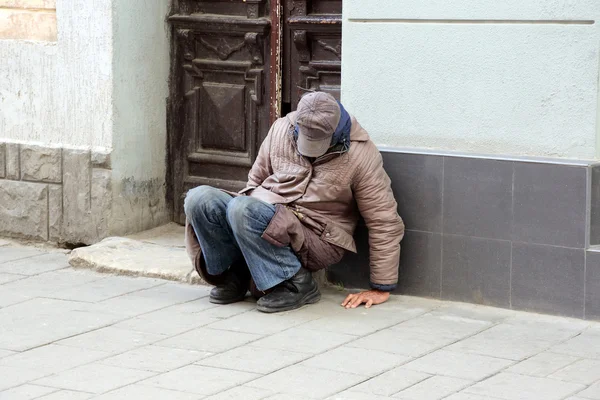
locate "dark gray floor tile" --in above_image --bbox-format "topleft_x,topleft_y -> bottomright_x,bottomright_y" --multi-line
585,250 -> 600,321
512,242 -> 584,318
512,163 -> 586,248
442,235 -> 511,307
443,157 -> 513,240
398,230 -> 442,298
590,165 -> 600,246
382,152 -> 443,233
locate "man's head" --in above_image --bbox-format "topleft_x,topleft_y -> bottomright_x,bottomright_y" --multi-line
295,92 -> 341,158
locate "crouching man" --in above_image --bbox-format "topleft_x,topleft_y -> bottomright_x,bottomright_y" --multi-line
184,92 -> 404,313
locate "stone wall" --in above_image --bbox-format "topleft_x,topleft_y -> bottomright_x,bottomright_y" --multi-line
0,143 -> 111,244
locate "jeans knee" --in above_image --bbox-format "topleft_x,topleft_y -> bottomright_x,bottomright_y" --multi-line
226,197 -> 274,232
226,197 -> 252,229
184,185 -> 221,218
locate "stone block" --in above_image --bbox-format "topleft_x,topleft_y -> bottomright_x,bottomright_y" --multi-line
0,143 -> 5,178
48,184 -> 62,241
91,168 -> 112,240
0,180 -> 48,241
20,144 -> 61,183
91,149 -> 111,169
68,237 -> 200,284
62,149 -> 92,243
5,143 -> 19,180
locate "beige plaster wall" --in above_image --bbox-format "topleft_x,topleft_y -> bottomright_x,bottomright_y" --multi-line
0,0 -> 57,41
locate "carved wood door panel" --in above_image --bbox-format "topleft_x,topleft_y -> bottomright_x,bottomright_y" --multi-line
168,0 -> 342,223
283,0 -> 342,113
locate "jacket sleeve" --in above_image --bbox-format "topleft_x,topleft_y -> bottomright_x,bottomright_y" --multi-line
352,145 -> 405,291
241,126 -> 274,193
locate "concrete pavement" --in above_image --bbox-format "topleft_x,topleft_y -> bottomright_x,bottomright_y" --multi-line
1,241 -> 600,400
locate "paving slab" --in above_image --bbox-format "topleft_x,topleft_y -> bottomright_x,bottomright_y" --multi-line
0,344 -> 110,374
506,352 -> 580,377
0,365 -> 50,392
99,345 -> 211,373
92,384 -> 200,400
57,326 -> 166,355
0,246 -> 44,264
33,363 -> 156,394
250,327 -> 356,355
351,367 -> 431,397
157,327 -> 262,353
35,391 -> 93,400
0,384 -> 58,399
197,345 -> 311,375
246,365 -> 367,399
402,349 -> 513,381
577,381 -> 600,399
141,365 -> 260,396
0,252 -> 69,276
392,375 -> 473,400
549,359 -> 600,385
463,372 -> 585,400
203,386 -> 275,400
0,272 -> 25,284
300,346 -> 411,376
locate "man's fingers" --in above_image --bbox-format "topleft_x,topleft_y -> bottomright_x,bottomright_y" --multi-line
350,294 -> 364,308
341,294 -> 355,307
365,299 -> 374,309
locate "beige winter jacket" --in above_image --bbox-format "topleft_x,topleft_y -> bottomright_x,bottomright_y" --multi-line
185,111 -> 404,288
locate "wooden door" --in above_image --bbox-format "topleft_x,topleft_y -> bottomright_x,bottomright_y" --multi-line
168,0 -> 342,223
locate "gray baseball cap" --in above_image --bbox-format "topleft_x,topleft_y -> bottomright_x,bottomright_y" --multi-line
296,92 -> 341,157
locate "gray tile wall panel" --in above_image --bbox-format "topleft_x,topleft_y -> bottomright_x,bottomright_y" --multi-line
442,234 -> 511,308
443,158 -> 513,240
512,163 -> 586,248
512,242 -> 584,318
382,152 -> 443,233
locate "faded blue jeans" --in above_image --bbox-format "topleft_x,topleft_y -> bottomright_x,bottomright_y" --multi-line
184,186 -> 302,291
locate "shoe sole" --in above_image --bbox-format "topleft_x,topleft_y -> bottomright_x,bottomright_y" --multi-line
209,292 -> 247,305
256,286 -> 321,313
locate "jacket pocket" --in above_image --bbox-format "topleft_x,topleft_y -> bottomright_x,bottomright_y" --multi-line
261,205 -> 304,249
320,222 -> 357,253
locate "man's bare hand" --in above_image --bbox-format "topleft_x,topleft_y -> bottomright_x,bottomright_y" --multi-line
341,290 -> 389,309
